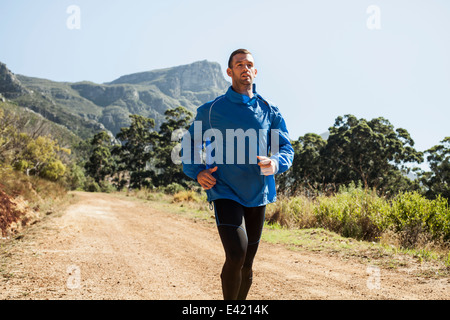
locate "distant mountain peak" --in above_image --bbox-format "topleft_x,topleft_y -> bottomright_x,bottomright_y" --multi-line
107,60 -> 229,95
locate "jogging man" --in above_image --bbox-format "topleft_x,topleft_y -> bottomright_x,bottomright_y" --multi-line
182,49 -> 294,300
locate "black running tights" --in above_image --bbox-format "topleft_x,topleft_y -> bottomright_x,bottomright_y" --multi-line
213,198 -> 266,300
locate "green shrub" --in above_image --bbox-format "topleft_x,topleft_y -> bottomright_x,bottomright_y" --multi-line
100,181 -> 116,193
64,163 -> 87,191
313,185 -> 388,241
267,185 -> 450,249
40,160 -> 66,181
84,176 -> 101,192
162,182 -> 185,195
388,192 -> 450,247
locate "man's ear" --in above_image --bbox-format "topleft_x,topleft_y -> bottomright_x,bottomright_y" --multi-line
254,68 -> 258,77
226,67 -> 232,77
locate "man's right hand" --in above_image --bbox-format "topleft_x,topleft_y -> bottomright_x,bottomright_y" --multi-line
197,166 -> 218,190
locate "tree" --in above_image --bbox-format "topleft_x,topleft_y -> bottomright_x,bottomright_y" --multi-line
421,137 -> 450,199
41,160 -> 66,181
277,133 -> 326,195
320,115 -> 423,195
15,134 -> 68,180
1,104 -> 71,182
115,115 -> 158,189
151,106 -> 193,187
84,131 -> 116,184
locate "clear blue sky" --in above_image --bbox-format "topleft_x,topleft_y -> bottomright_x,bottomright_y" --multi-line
0,0 -> 449,157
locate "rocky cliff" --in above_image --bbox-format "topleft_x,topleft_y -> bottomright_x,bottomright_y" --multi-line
0,62 -> 30,99
107,60 -> 229,112
109,60 -> 228,97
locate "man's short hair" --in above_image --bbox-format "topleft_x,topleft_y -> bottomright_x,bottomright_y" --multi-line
228,49 -> 252,69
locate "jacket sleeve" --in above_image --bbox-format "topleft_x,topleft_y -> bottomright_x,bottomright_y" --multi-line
269,106 -> 294,175
182,106 -> 206,180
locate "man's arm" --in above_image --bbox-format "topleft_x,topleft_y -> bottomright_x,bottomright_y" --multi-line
182,106 -> 205,175
268,107 -> 294,174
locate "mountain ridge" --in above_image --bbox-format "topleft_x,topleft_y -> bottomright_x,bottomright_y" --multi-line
0,60 -> 230,139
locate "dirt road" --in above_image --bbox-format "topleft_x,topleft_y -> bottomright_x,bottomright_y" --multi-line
1,192 -> 449,300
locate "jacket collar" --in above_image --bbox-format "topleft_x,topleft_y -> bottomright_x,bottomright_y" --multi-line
226,84 -> 258,105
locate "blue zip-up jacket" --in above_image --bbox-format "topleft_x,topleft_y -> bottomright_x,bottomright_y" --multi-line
182,85 -> 294,207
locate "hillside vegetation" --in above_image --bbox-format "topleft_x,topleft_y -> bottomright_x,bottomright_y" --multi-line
0,100 -> 72,236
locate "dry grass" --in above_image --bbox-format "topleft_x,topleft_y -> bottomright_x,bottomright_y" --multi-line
0,167 -> 68,237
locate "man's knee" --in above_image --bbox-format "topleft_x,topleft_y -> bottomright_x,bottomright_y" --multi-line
226,249 -> 246,268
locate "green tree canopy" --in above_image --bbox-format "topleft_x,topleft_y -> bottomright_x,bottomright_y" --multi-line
277,133 -> 327,195
321,115 -> 423,194
115,114 -> 158,189
151,106 -> 193,187
17,136 -> 67,178
421,137 -> 450,199
84,131 -> 116,184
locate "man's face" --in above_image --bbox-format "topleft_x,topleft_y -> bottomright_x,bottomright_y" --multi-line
227,53 -> 257,86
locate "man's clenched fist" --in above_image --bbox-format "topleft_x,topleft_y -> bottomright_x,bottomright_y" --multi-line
197,166 -> 218,190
